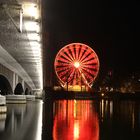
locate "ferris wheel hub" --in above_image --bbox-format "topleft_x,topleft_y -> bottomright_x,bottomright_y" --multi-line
74,61 -> 80,68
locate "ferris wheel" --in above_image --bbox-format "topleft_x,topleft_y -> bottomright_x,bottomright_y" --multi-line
54,43 -> 100,90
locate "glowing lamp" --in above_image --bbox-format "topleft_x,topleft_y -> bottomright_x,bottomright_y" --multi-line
74,61 -> 80,68
23,3 -> 39,19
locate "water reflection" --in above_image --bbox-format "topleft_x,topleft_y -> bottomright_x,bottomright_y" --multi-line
42,99 -> 140,140
100,100 -> 113,122
0,113 -> 6,132
0,100 -> 43,140
99,100 -> 140,140
0,98 -> 140,140
53,100 -> 99,140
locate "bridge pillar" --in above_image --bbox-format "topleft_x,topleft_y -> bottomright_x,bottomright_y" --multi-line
12,73 -> 15,93
12,73 -> 20,92
22,79 -> 25,91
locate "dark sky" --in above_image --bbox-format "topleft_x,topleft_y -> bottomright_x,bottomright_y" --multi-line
42,0 -> 139,84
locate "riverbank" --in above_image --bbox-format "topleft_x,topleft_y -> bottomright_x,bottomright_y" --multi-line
44,89 -> 140,100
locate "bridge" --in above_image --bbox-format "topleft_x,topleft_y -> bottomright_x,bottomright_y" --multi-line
0,0 -> 43,95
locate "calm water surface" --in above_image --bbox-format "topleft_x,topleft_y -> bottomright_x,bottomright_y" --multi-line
0,100 -> 43,140
43,99 -> 140,140
0,99 -> 140,140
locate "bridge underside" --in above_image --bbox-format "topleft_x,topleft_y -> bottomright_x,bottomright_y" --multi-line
0,0 -> 43,90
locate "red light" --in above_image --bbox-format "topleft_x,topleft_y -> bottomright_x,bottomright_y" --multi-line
53,100 -> 99,140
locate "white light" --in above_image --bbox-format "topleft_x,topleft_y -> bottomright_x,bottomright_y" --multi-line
29,41 -> 42,89
101,93 -> 104,96
35,101 -> 43,140
24,21 -> 40,33
28,33 -> 40,41
30,42 -> 41,48
23,4 -> 39,19
74,61 -> 80,68
74,121 -> 80,139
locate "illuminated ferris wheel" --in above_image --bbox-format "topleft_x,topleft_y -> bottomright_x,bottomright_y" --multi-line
54,43 -> 100,90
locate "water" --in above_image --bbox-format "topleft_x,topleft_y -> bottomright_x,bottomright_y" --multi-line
42,99 -> 140,140
0,100 -> 43,140
0,99 -> 140,140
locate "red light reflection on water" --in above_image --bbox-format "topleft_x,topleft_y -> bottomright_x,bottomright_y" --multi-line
53,100 -> 99,140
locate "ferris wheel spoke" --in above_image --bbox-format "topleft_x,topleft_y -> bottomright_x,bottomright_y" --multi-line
80,51 -> 92,62
55,65 -> 66,70
62,52 -> 73,62
81,57 -> 97,64
81,55 -> 95,64
65,48 -> 74,61
81,70 -> 95,84
59,71 -> 68,81
55,61 -> 70,67
79,46 -> 88,58
75,45 -> 81,60
67,69 -> 76,83
60,70 -> 71,81
81,63 -> 98,69
73,70 -> 79,85
56,66 -> 71,73
56,57 -> 71,64
56,65 -> 69,70
68,46 -> 75,60
82,67 -> 96,78
82,67 -> 98,77
69,71 -> 75,83
71,44 -> 76,60
82,59 -> 97,65
81,64 -> 98,70
78,48 -> 86,61
80,72 -> 92,86
59,55 -> 72,63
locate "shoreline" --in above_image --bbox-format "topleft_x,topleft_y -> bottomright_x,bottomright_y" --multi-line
44,89 -> 140,100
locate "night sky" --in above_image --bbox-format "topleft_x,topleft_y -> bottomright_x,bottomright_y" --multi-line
42,0 -> 139,85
